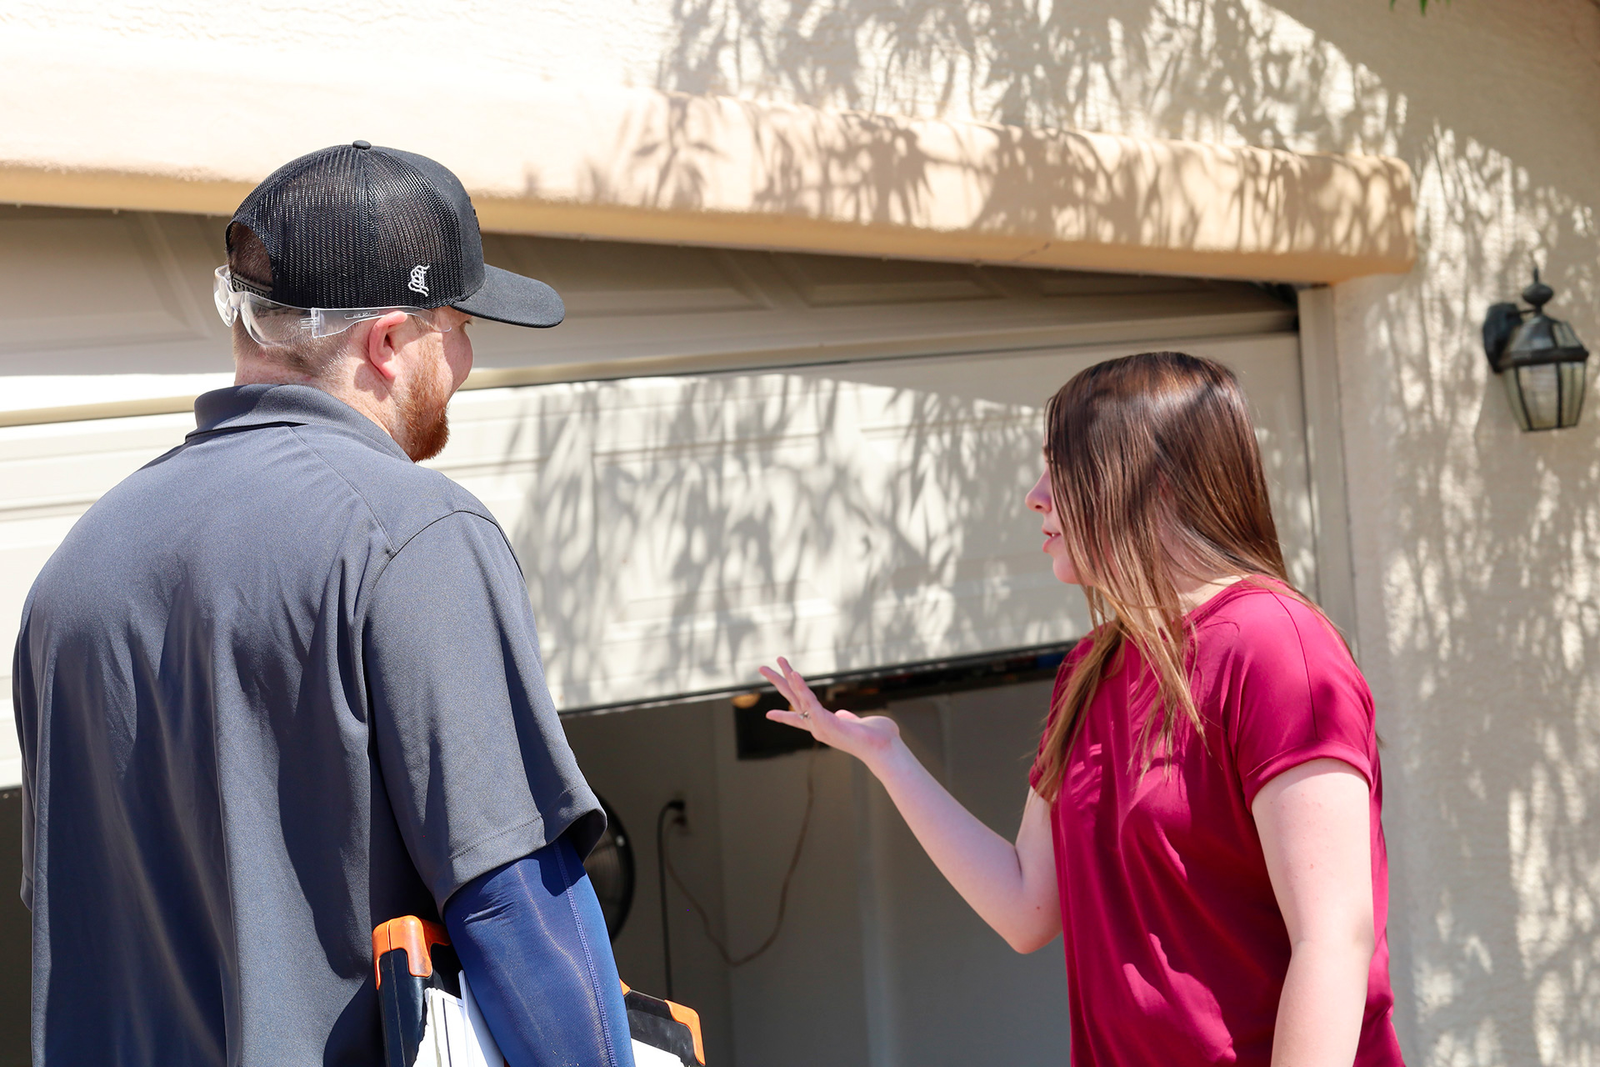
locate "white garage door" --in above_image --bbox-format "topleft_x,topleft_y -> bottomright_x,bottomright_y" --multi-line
437,332 -> 1311,709
0,207 -> 1305,781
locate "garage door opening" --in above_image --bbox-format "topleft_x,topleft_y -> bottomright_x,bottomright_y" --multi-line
562,648 -> 1079,1067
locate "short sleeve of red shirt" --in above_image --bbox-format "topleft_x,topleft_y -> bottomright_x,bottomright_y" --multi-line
1220,590 -> 1376,808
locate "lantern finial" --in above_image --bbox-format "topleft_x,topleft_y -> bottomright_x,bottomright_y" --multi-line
1523,266 -> 1553,312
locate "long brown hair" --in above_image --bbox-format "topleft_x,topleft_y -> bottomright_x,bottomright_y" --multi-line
1032,351 -> 1305,801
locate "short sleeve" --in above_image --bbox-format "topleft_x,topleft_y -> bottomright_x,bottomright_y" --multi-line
364,512 -> 603,909
1228,595 -> 1377,808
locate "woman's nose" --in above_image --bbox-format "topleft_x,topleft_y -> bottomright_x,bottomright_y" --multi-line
1025,472 -> 1051,513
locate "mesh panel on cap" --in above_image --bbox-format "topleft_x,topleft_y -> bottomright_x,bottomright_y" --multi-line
361,152 -> 463,308
230,145 -> 467,310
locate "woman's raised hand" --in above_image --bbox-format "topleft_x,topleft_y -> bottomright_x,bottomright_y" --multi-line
759,657 -> 1061,953
758,657 -> 901,767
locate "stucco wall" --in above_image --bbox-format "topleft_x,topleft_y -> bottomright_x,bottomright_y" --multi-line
6,1 -> 1600,1063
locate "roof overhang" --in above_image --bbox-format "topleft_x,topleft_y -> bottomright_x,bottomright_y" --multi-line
0,31 -> 1415,284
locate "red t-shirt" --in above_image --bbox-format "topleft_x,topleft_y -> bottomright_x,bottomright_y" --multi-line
1029,580 -> 1404,1066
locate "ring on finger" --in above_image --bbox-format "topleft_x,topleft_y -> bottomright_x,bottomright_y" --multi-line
799,708 -> 811,720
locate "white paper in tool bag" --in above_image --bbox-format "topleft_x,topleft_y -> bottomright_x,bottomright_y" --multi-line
410,988 -> 465,1067
403,973 -> 503,1067
629,1038 -> 692,1066
458,973 -> 506,1067
413,971 -> 690,1066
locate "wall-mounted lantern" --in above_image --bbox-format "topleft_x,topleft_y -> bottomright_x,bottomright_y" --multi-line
1483,269 -> 1591,431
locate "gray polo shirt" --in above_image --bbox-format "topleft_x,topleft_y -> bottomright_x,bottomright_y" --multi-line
12,384 -> 603,1066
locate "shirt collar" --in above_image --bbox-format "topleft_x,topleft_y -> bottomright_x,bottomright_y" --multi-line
189,384 -> 410,461
1185,574 -> 1284,626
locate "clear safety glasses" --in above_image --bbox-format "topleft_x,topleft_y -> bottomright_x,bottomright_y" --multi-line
213,266 -> 453,348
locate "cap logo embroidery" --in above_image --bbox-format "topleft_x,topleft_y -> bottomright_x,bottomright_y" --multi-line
408,265 -> 431,297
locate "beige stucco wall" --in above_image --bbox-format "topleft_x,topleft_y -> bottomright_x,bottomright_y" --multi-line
0,7 -> 1414,282
4,1 -> 1600,1063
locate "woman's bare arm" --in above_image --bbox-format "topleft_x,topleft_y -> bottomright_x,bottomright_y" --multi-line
761,658 -> 1061,953
1253,758 -> 1375,1067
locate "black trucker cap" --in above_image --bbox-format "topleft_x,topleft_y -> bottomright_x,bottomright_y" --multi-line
227,140 -> 563,328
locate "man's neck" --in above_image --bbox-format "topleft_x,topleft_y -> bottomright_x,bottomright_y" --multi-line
234,364 -> 318,388
234,363 -> 405,454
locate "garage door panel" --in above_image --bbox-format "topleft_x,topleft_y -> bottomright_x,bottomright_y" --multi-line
480,233 -> 766,316
431,331 -> 1311,709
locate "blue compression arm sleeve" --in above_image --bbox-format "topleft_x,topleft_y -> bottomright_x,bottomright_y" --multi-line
443,835 -> 635,1067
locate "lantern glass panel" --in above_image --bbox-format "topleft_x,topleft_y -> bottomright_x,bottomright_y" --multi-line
1505,361 -> 1588,431
1507,315 -> 1566,357
1554,319 -> 1585,350
1559,360 -> 1587,427
1507,364 -> 1556,431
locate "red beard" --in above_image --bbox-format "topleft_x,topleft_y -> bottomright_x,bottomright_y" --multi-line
399,370 -> 451,462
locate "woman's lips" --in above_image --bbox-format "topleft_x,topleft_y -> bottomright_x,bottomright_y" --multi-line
1042,531 -> 1061,551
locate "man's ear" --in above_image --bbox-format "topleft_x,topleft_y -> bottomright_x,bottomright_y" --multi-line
361,311 -> 414,385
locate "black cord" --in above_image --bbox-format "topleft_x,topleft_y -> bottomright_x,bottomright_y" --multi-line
661,744 -> 818,970
656,799 -> 686,1001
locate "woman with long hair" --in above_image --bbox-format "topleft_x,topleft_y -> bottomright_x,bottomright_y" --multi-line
760,351 -> 1403,1066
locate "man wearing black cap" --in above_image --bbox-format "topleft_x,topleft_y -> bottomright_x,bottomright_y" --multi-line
13,143 -> 635,1066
